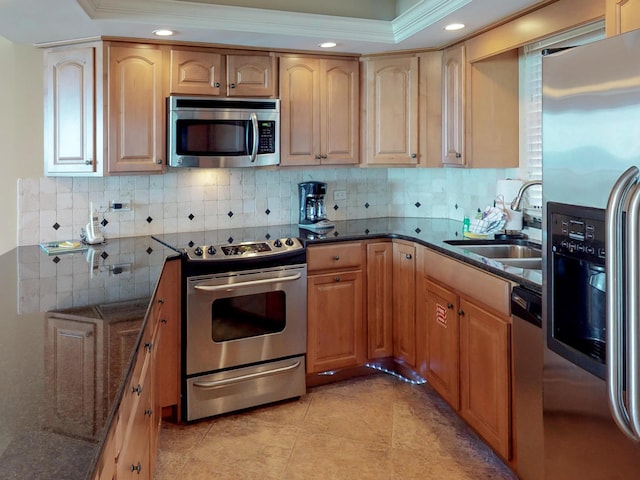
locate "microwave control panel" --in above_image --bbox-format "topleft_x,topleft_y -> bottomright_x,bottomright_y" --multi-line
258,121 -> 276,154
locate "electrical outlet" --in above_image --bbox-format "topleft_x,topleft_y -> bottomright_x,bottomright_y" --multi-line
109,200 -> 131,212
333,190 -> 347,201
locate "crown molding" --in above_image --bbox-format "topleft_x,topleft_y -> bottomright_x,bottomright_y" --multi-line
392,0 -> 472,42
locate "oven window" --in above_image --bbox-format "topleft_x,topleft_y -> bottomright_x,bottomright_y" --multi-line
211,291 -> 286,342
177,119 -> 251,156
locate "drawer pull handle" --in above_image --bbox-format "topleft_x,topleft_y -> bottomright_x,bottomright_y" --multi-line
130,462 -> 142,474
334,255 -> 340,261
193,360 -> 301,389
131,384 -> 143,396
334,276 -> 341,282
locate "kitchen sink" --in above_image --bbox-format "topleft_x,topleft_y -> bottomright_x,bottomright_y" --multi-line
444,239 -> 543,270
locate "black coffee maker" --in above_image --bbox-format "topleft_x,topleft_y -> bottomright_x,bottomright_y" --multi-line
298,181 -> 334,230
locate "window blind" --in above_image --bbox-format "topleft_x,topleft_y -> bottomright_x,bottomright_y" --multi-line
521,21 -> 605,218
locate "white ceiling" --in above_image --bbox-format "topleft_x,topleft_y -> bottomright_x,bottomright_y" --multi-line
0,0 -> 546,54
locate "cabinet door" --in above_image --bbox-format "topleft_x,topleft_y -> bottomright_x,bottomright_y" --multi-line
44,46 -> 97,175
155,259 -> 181,412
108,45 -> 165,173
459,297 -> 511,459
170,49 -> 223,95
307,270 -> 365,373
606,0 -> 640,36
226,54 -> 276,97
45,315 -> 101,439
365,56 -> 419,165
442,45 -> 465,166
392,242 -> 416,367
366,242 -> 393,359
279,57 -> 321,166
321,59 -> 359,164
421,279 -> 460,410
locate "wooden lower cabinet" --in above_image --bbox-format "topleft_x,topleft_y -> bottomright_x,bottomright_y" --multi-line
459,297 -> 511,460
418,278 -> 460,410
366,242 -> 393,359
392,241 -> 416,367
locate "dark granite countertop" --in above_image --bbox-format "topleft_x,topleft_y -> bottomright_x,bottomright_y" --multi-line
0,236 -> 179,480
0,218 -> 541,480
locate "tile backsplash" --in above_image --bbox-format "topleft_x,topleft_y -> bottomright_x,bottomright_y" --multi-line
18,167 -> 518,246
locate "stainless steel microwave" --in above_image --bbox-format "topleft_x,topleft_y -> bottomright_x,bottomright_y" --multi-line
168,96 -> 280,168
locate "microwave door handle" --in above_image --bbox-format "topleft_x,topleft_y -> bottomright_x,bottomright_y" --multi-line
250,112 -> 259,163
606,166 -> 639,441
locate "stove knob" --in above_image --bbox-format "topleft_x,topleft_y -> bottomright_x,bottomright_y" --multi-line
285,237 -> 294,246
274,239 -> 283,248
207,245 -> 217,255
193,247 -> 203,257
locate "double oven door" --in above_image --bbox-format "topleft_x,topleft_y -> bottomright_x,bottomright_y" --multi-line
184,263 -> 307,420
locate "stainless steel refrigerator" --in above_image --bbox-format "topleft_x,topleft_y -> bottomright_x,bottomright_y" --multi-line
542,30 -> 640,479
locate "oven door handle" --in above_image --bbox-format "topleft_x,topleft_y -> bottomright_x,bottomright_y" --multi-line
192,360 -> 301,389
194,272 -> 302,292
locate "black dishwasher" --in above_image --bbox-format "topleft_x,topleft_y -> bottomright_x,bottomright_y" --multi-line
512,286 -> 542,480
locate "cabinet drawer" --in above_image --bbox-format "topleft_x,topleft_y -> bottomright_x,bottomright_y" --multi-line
307,242 -> 363,272
422,248 -> 511,316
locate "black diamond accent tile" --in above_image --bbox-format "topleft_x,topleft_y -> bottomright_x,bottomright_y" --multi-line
227,211 -> 234,218
455,203 -> 459,210
188,241 -> 195,247
265,209 -> 271,215
365,229 -> 370,234
52,256 -> 61,264
101,219 -> 108,227
52,222 -> 60,230
265,233 -> 271,239
333,231 -> 339,237
146,247 -> 153,254
100,251 -> 109,259
415,202 -> 421,208
364,203 -> 370,209
333,204 -> 339,211
146,216 -> 153,223
455,231 -> 459,237
228,237 -> 234,243
188,213 -> 195,221
415,228 -> 422,234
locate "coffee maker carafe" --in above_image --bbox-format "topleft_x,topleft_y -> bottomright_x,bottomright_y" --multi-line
298,181 -> 334,230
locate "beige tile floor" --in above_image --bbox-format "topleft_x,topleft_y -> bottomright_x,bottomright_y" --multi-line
154,373 -> 518,479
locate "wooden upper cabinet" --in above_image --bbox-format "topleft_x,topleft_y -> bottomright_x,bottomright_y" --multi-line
108,44 -> 165,174
170,49 -> 224,95
442,45 -> 465,167
606,0 -> 640,36
44,45 -> 100,176
170,49 -> 276,97
280,56 -> 359,166
226,54 -> 276,96
363,56 -> 419,165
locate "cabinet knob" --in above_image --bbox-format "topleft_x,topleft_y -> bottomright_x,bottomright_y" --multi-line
334,255 -> 340,261
405,253 -> 412,260
144,408 -> 153,417
315,154 -> 322,160
455,152 -> 462,159
321,154 -> 328,159
230,83 -> 236,89
161,318 -> 168,324
85,159 -> 93,165
458,309 -> 465,316
130,462 -> 142,474
410,153 -> 417,159
131,384 -> 143,396
215,82 -> 221,88
334,276 -> 341,282
157,159 -> 163,164
447,303 -> 454,309
158,298 -> 165,304
144,341 -> 153,352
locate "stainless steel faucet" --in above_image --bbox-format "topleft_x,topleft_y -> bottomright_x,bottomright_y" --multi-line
510,180 -> 542,211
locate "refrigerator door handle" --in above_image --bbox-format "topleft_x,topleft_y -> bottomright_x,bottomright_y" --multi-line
627,184 -> 640,438
606,165 -> 640,441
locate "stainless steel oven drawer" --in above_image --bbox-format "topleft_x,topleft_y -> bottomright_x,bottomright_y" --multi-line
186,355 -> 306,421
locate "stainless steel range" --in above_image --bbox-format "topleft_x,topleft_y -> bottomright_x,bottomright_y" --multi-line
153,230 -> 307,422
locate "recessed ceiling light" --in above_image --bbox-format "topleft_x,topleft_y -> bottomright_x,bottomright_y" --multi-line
444,23 -> 466,31
318,42 -> 337,48
153,29 -> 175,36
